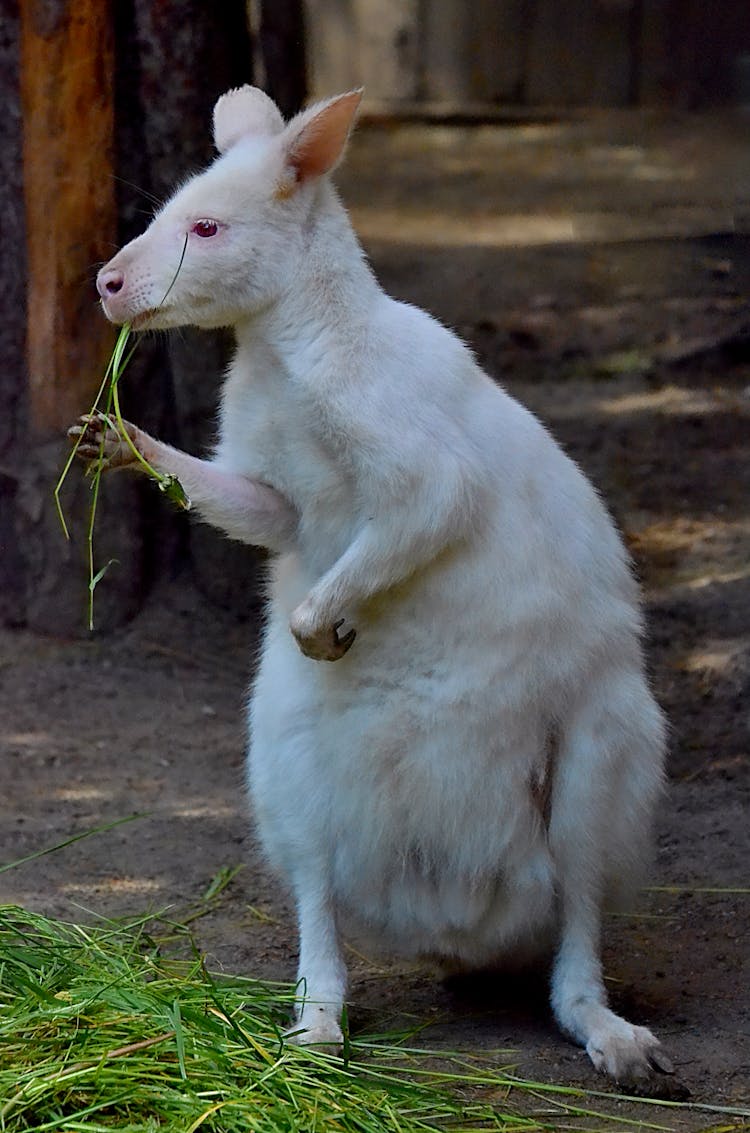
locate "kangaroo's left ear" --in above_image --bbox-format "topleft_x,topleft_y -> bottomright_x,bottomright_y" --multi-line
282,89 -> 363,184
213,85 -> 284,153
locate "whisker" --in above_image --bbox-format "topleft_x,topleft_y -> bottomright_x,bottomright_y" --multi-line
112,174 -> 162,208
86,263 -> 107,283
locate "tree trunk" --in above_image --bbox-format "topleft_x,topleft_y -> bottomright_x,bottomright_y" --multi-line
0,5 -> 28,626
119,0 -> 264,617
259,0 -> 308,116
21,0 -> 118,436
18,0 -> 147,634
5,1 -> 294,633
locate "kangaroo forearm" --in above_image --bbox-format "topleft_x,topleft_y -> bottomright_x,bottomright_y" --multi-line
305,515 -> 458,623
138,433 -> 299,552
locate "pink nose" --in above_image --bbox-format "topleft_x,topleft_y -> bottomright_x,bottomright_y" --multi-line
97,269 -> 124,299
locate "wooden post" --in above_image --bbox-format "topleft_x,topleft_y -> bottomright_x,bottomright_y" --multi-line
18,0 -> 148,634
20,0 -> 117,438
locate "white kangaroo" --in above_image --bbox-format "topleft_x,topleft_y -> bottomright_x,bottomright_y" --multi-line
71,85 -> 671,1082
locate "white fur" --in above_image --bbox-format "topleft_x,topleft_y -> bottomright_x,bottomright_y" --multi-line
91,87 -> 669,1081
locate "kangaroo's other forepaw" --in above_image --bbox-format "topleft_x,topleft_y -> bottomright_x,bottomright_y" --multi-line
290,605 -> 356,662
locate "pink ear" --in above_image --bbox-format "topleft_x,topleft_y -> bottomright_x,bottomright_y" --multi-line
286,90 -> 363,182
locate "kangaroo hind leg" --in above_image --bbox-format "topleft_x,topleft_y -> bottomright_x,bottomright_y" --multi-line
548,667 -> 671,1082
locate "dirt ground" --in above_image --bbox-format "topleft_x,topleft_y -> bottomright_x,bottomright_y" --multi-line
1,113 -> 748,1127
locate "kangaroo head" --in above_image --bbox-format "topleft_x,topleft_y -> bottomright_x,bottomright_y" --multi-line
97,86 -> 363,330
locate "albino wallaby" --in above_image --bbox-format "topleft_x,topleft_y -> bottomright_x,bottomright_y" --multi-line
71,86 -> 670,1083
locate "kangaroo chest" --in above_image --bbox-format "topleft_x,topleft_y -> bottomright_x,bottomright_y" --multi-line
216,349 -> 357,566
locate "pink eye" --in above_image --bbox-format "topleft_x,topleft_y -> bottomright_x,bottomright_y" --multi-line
192,219 -> 219,238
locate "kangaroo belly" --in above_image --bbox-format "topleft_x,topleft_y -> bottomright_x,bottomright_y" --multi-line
250,614 -> 559,965
330,825 -> 557,965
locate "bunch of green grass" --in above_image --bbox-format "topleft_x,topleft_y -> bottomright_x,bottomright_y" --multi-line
3,903 -> 749,1133
0,905 -> 539,1133
55,244 -> 190,631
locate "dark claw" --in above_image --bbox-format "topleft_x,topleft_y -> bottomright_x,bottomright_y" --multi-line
292,616 -> 357,662
332,619 -> 356,656
649,1047 -> 675,1075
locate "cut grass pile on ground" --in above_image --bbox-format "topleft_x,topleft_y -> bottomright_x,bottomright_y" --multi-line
2,903 -> 748,1133
0,905 -> 542,1133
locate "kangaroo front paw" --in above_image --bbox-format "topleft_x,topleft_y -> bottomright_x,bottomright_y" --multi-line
68,412 -> 140,470
290,606 -> 356,662
586,1018 -> 673,1083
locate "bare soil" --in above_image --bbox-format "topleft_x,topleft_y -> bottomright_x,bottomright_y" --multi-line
1,115 -> 748,1128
